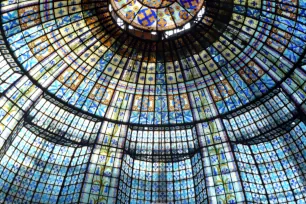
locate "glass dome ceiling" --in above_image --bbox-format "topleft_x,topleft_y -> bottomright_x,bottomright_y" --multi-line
0,0 -> 305,203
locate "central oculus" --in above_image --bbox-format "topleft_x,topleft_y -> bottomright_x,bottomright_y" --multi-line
110,0 -> 204,31
140,0 -> 176,8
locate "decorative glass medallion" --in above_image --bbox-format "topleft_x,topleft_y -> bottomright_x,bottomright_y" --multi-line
140,0 -> 175,8
110,0 -> 205,31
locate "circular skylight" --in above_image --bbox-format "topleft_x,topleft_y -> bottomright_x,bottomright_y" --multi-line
110,0 -> 205,31
140,0 -> 175,8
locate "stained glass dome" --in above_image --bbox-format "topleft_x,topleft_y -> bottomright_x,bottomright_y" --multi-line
0,0 -> 305,203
